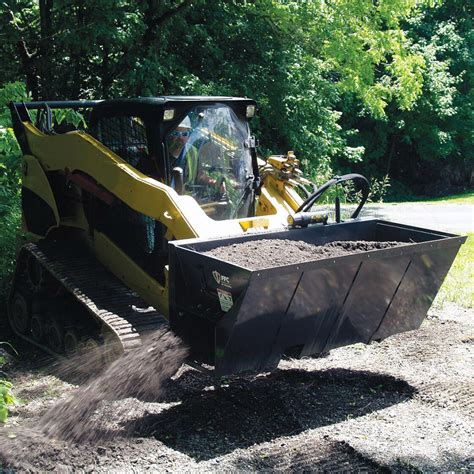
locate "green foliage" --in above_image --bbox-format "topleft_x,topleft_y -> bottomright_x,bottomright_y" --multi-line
387,190 -> 474,204
0,202 -> 20,294
0,82 -> 24,195
53,109 -> 87,129
0,82 -> 24,295
369,175 -> 391,203
340,0 -> 473,192
282,0 -> 428,118
0,380 -> 16,423
0,83 -> 23,194
0,0 -> 436,179
0,343 -> 17,423
0,0 -> 471,196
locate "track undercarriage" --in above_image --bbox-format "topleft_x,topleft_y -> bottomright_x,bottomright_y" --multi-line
8,241 -> 166,367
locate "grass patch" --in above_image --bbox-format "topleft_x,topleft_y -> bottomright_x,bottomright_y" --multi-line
434,233 -> 474,309
387,190 -> 474,205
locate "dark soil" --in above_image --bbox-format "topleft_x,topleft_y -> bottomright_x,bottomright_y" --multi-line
0,305 -> 472,472
0,328 -> 187,467
204,239 -> 403,269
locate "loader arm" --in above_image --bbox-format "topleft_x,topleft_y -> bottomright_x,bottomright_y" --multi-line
16,117 -> 307,315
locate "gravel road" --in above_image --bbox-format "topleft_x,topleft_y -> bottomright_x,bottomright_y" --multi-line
1,303 -> 473,472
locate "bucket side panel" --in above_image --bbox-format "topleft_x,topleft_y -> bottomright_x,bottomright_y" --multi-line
373,245 -> 460,340
324,255 -> 411,352
272,263 -> 360,359
215,272 -> 301,376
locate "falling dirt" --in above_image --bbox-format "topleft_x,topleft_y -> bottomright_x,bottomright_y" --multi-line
204,239 -> 404,269
0,328 -> 188,468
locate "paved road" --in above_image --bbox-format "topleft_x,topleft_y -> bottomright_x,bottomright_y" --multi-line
360,202 -> 473,234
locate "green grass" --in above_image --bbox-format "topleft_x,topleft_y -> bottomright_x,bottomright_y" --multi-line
434,233 -> 474,309
387,190 -> 474,205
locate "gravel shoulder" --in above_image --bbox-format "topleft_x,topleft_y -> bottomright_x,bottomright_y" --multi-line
1,303 -> 473,472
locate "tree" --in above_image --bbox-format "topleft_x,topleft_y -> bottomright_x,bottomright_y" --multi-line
1,0 -> 469,192
339,0 -> 473,193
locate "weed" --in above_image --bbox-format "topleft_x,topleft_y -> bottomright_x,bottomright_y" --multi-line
0,380 -> 16,422
0,342 -> 18,422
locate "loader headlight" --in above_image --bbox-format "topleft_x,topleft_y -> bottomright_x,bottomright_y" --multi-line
163,108 -> 175,121
246,105 -> 256,118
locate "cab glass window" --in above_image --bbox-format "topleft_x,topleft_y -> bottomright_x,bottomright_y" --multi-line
166,104 -> 253,220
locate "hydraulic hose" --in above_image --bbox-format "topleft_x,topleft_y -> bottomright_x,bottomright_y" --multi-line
296,173 -> 370,219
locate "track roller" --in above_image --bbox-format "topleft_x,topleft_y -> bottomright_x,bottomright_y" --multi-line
8,288 -> 32,335
80,337 -> 104,371
27,254 -> 47,291
26,254 -> 62,295
30,313 -> 46,342
102,329 -> 123,365
64,329 -> 81,356
46,318 -> 64,353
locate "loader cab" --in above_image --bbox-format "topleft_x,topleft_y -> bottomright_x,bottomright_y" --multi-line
89,101 -> 165,182
87,97 -> 258,283
89,97 -> 258,220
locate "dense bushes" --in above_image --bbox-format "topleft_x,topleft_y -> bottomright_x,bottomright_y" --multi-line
0,83 -> 24,295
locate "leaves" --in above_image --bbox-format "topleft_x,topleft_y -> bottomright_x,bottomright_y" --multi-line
0,343 -> 18,423
0,1 -> 471,199
0,83 -> 23,297
53,109 -> 87,128
0,380 -> 16,423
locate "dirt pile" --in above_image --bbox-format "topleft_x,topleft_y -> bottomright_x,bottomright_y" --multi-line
0,328 -> 188,467
204,239 -> 403,270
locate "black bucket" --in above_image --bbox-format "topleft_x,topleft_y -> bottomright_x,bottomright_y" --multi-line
168,219 -> 466,376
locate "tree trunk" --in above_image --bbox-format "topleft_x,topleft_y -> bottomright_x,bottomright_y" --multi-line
100,43 -> 111,98
17,40 -> 40,100
71,0 -> 86,98
386,134 -> 397,176
38,0 -> 54,98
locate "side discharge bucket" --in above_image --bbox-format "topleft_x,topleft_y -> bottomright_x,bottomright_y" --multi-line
168,219 -> 466,376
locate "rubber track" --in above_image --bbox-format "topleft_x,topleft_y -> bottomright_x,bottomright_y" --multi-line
19,241 -> 166,353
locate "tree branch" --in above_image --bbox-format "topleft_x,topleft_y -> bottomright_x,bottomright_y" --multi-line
108,0 -> 192,85
17,40 -> 40,100
142,0 -> 192,50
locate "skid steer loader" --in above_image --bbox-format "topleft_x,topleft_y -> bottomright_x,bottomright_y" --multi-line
6,97 -> 466,376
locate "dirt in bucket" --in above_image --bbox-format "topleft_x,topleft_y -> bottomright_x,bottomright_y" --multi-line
0,328 -> 188,469
203,239 -> 404,270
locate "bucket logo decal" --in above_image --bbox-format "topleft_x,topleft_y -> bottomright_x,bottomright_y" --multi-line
217,288 -> 233,312
212,270 -> 231,288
